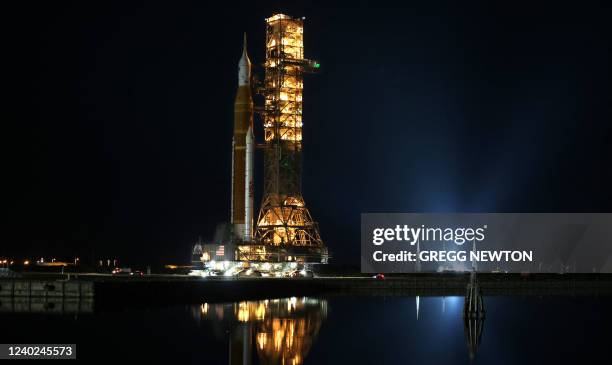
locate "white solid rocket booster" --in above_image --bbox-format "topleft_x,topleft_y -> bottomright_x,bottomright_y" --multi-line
244,126 -> 254,241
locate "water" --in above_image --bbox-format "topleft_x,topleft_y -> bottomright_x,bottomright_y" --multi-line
1,295 -> 611,364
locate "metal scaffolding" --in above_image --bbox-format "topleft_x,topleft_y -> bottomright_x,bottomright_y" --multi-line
255,14 -> 326,257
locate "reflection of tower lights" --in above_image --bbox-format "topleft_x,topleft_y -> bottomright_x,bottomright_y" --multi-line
237,301 -> 268,322
274,320 -> 283,350
257,332 -> 267,350
238,302 -> 250,322
255,302 -> 266,320
199,297 -> 326,365
286,322 -> 295,347
288,297 -> 297,311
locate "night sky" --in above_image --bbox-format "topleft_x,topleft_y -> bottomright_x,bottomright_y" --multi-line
7,1 -> 612,265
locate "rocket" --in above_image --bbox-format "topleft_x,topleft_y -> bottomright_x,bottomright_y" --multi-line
231,33 -> 254,241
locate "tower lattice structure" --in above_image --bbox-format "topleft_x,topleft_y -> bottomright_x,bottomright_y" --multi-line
255,14 -> 324,249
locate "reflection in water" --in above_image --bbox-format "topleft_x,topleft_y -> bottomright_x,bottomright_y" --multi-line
463,272 -> 486,360
192,297 -> 327,365
464,313 -> 485,361
191,293 -> 486,363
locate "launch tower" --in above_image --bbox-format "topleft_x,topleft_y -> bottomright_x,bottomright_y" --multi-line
255,14 -> 325,257
193,14 -> 328,273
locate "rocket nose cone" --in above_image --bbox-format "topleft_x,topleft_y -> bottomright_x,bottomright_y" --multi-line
238,33 -> 251,86
241,33 -> 250,62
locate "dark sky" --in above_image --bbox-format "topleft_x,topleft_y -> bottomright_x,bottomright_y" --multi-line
7,0 -> 612,265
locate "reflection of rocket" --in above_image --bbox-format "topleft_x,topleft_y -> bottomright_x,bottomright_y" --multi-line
231,33 -> 254,241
